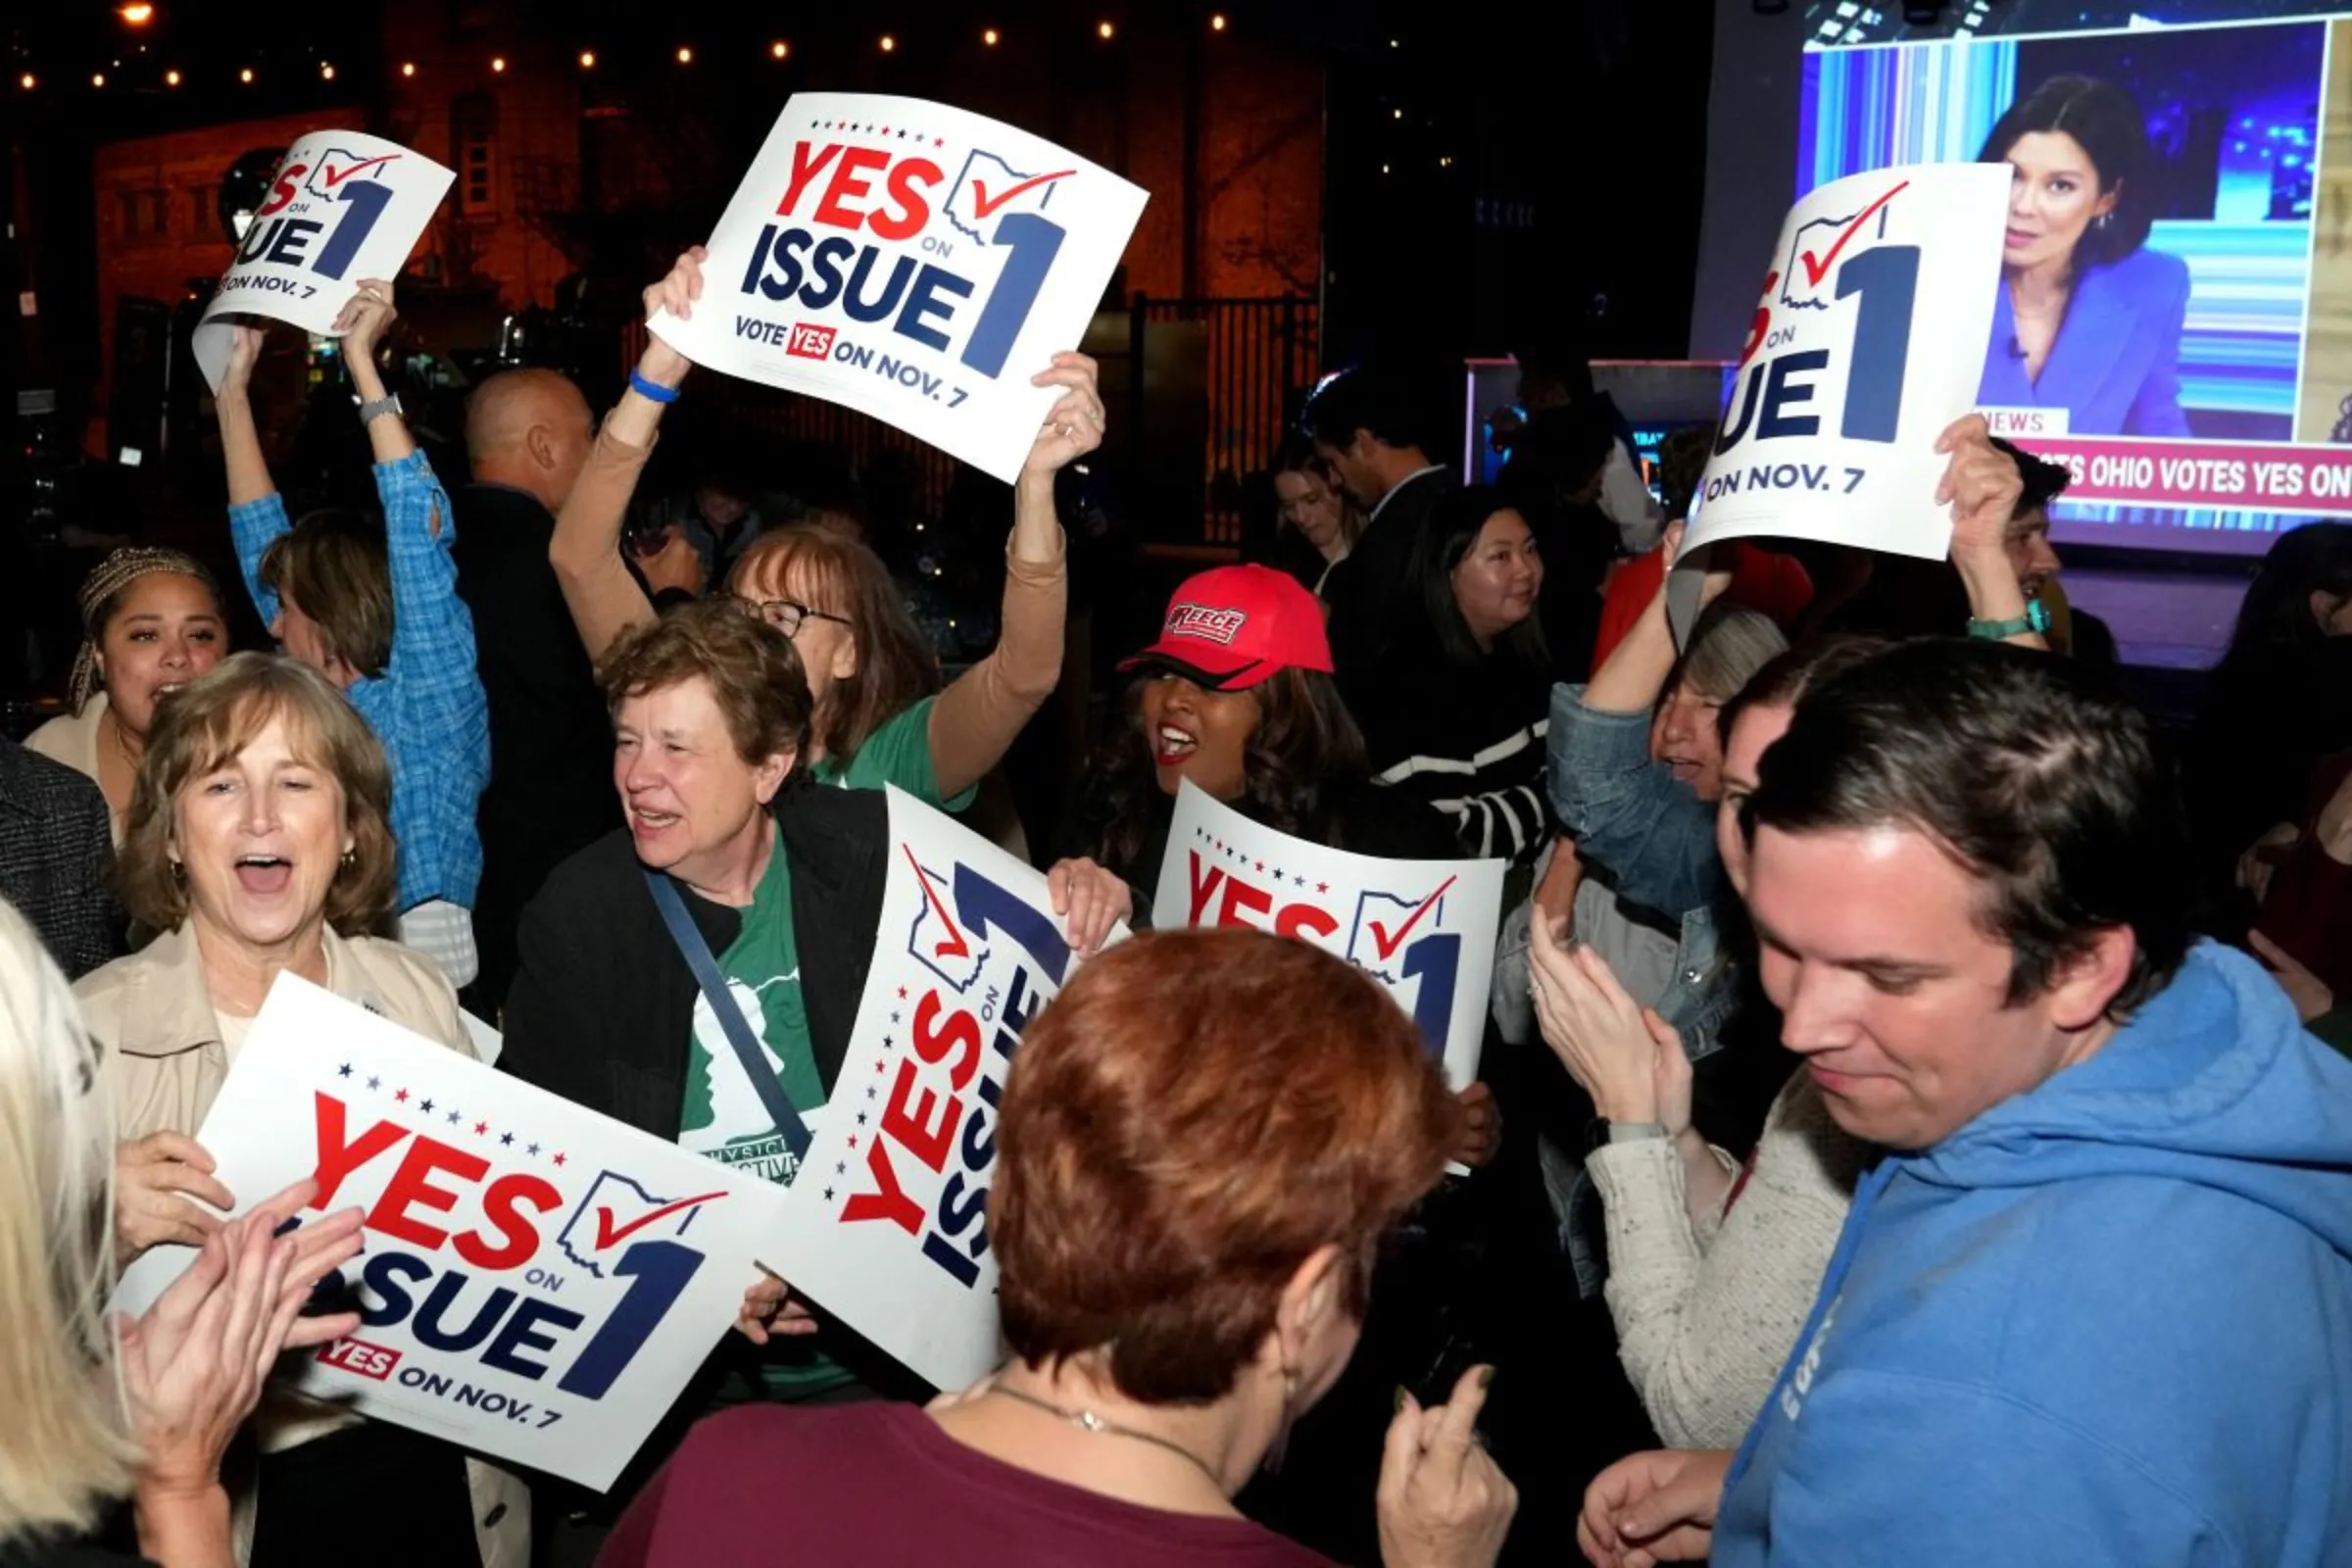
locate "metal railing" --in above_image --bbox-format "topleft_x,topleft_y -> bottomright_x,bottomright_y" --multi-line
1125,293 -> 1319,545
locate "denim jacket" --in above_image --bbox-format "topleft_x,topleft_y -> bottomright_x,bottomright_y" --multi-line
1546,681 -> 1722,919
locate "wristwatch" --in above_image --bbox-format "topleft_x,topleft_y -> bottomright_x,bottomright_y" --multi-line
356,392 -> 404,425
1966,598 -> 2050,640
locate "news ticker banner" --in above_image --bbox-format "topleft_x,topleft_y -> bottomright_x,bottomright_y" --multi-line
192,130 -> 454,391
109,977 -> 789,1493
1153,783 -> 1501,1092
1683,162 -> 2009,564
650,91 -> 1150,485
764,786 -> 1123,1391
2002,434 -> 2352,516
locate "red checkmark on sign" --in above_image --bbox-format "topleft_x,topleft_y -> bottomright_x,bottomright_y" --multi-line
1367,875 -> 1457,964
969,170 -> 1076,220
905,844 -> 970,961
320,154 -> 400,189
594,1190 -> 728,1251
1796,178 -> 1911,288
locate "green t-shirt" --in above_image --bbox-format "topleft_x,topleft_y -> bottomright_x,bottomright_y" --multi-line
673,827 -> 847,1396
806,695 -> 978,812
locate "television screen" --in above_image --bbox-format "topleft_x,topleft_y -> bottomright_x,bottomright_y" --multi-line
1705,0 -> 2352,553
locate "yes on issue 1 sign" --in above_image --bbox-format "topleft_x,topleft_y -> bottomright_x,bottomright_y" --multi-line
193,130 -> 453,390
765,787 -> 1121,1392
1153,782 -> 1502,1091
109,977 -> 788,1493
1686,163 -> 2007,564
650,92 -> 1149,484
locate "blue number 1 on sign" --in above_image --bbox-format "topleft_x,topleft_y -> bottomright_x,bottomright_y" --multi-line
1715,245 -> 1923,455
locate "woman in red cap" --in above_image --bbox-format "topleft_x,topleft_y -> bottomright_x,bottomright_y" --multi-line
1070,564 -> 1460,892
1062,564 -> 1498,1159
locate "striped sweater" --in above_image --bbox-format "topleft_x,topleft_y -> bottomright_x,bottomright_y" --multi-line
1356,651 -> 1554,864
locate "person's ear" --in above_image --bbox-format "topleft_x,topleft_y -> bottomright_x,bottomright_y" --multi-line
2092,180 -> 2123,221
524,421 -> 558,473
753,749 -> 795,806
2310,588 -> 2347,632
1348,428 -> 1379,465
2044,925 -> 2137,1031
831,631 -> 860,684
1269,1243 -> 1348,1374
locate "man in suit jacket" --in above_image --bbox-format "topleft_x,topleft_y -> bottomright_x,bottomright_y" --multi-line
1303,367 -> 1456,708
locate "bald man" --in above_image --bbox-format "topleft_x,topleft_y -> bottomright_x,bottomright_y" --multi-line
450,368 -> 611,1014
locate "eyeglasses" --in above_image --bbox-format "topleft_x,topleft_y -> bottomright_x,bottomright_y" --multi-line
736,596 -> 853,638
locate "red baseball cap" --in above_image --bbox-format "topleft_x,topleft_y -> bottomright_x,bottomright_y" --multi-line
1117,564 -> 1334,691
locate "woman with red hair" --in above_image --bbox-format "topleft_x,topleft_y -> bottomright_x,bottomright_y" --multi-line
601,930 -> 1517,1567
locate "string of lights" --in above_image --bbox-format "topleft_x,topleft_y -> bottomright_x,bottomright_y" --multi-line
11,11 -> 1240,92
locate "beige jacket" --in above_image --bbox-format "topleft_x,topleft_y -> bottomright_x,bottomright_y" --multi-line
24,694 -> 118,843
78,920 -> 471,1140
74,922 -> 528,1568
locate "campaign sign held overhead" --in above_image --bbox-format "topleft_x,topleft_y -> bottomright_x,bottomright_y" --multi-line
1153,783 -> 1502,1090
766,787 -> 1122,1391
192,130 -> 454,390
649,92 -> 1148,483
110,977 -> 789,1493
1684,163 -> 2007,564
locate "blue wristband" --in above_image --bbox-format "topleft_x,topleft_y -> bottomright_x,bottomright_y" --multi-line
629,370 -> 681,405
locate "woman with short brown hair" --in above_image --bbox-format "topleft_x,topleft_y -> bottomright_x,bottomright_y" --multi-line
599,930 -> 1517,1567
74,652 -> 519,1565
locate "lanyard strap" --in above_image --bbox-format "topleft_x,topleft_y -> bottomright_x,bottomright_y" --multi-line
644,870 -> 811,1160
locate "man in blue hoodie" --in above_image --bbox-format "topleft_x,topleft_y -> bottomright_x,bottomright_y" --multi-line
1578,639 -> 2352,1568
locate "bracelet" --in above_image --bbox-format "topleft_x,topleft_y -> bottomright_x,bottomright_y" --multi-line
629,370 -> 681,405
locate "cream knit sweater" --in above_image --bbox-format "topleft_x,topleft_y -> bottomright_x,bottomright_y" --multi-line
1585,1070 -> 1873,1447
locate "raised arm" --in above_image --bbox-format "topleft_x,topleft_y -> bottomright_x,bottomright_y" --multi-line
346,282 -> 491,814
550,250 -> 707,662
216,323 -> 291,624
1587,520 -> 1733,716
1938,415 -> 2048,653
922,353 -> 1095,800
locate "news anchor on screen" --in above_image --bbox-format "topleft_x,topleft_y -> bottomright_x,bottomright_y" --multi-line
1977,75 -> 2191,438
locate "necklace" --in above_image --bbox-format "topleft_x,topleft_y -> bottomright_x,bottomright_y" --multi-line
986,1384 -> 1227,1493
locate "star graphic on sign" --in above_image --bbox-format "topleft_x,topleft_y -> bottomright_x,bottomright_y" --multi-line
394,1088 -> 410,1103
526,1143 -> 540,1156
367,1076 -> 380,1091
446,1109 -> 461,1125
1254,861 -> 1265,873
889,1011 -> 901,1025
866,1085 -> 878,1101
883,1037 -> 895,1051
474,1121 -> 489,1136
419,1099 -> 434,1114
874,1059 -> 886,1075
500,1132 -> 514,1147
856,1111 -> 867,1126
1273,867 -> 1286,881
553,1152 -> 567,1167
337,1063 -> 353,1078
847,1135 -> 858,1150
1317,882 -> 1330,894
934,137 -> 945,148
1294,875 -> 1307,888
897,986 -> 907,1001
823,1187 -> 835,1201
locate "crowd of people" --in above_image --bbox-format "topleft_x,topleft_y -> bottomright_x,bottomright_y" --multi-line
0,246 -> 2348,1568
